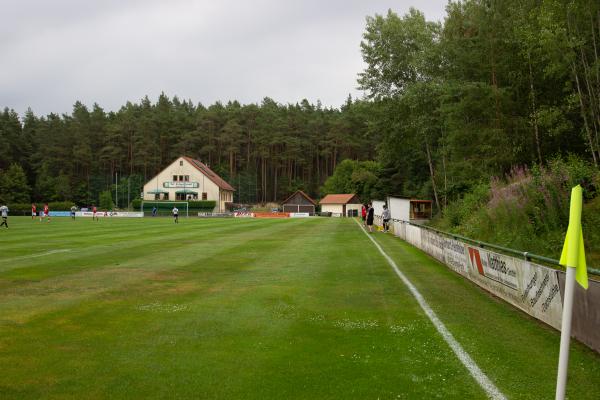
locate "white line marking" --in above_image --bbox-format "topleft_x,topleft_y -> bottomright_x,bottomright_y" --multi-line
7,249 -> 72,261
354,220 -> 507,400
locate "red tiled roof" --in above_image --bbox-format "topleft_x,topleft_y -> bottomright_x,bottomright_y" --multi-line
182,156 -> 235,191
282,190 -> 317,205
319,194 -> 359,205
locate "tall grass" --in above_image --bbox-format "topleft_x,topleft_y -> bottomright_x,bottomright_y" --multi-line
430,156 -> 600,265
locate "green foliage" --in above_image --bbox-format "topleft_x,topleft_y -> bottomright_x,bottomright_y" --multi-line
5,203 -> 32,213
6,201 -> 76,214
188,200 -> 217,211
47,201 -> 77,211
440,183 -> 490,228
1,95 -> 375,205
99,191 -> 114,210
432,156 -> 600,261
141,200 -> 216,211
357,0 -> 600,209
130,198 -> 142,210
321,159 -> 385,202
2,0 -> 600,212
0,164 -> 31,203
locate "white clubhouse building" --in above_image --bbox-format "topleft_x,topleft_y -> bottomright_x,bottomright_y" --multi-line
143,156 -> 235,212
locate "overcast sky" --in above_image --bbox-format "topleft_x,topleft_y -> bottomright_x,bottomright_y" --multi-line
1,0 -> 448,116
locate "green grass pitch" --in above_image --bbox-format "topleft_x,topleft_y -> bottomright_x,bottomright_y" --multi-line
0,217 -> 599,399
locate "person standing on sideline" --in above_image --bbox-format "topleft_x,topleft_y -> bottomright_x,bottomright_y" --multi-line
172,206 -> 179,224
152,206 -> 157,217
382,204 -> 391,233
42,203 -> 50,223
70,205 -> 77,220
92,205 -> 98,221
0,205 -> 8,228
31,203 -> 37,220
366,202 -> 374,233
361,204 -> 367,225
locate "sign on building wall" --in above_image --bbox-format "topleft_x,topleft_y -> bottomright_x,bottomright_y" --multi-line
163,182 -> 199,188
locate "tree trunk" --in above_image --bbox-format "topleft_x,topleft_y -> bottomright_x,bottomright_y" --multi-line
573,63 -> 598,167
273,165 -> 278,202
527,52 -> 542,164
425,139 -> 440,210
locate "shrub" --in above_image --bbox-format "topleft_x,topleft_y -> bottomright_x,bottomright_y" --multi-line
141,200 -> 216,211
48,201 -> 77,211
130,198 -> 142,210
432,155 -> 600,260
442,182 -> 489,228
188,201 -> 217,210
99,191 -> 114,210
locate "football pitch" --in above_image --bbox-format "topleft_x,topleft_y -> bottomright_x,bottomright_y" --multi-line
1,217 -> 599,399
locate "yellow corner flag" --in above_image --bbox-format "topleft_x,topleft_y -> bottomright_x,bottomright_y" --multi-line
559,185 -> 588,289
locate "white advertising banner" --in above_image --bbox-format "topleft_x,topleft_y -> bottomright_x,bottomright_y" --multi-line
389,222 -> 581,341
443,238 -> 469,276
421,230 -> 445,262
405,224 -> 422,248
76,211 -> 143,218
290,213 -> 310,218
515,260 -> 563,330
465,246 -> 562,330
234,212 -> 254,218
393,221 -> 406,240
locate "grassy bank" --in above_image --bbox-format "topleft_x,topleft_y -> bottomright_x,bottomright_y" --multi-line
431,157 -> 600,268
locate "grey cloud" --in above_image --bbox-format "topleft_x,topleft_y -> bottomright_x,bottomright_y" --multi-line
0,0 -> 448,116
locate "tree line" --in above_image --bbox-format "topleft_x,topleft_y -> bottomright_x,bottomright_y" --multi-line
1,0 -> 600,210
0,96 -> 374,206
346,0 -> 600,209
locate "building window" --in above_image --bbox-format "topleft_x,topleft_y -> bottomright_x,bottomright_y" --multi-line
173,175 -> 178,181
184,175 -> 189,181
179,175 -> 184,181
180,160 -> 183,166
202,192 -> 207,200
176,193 -> 185,201
163,193 -> 169,200
154,194 -> 160,200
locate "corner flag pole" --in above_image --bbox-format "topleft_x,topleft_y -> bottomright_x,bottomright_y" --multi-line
555,185 -> 588,400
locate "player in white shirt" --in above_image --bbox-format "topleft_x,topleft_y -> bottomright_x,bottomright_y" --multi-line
0,205 -> 8,228
172,207 -> 179,224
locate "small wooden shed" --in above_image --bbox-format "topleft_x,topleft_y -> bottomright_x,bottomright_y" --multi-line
387,196 -> 433,224
281,190 -> 317,215
319,194 -> 362,217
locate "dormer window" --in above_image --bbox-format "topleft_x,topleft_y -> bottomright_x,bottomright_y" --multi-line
180,160 -> 183,166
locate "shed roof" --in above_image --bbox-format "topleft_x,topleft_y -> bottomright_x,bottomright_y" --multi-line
282,190 -> 317,206
182,156 -> 235,191
319,194 -> 360,205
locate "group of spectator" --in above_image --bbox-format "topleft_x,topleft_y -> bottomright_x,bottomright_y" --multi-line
361,202 -> 391,233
